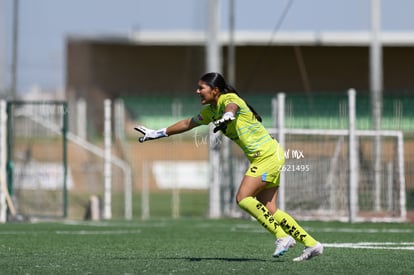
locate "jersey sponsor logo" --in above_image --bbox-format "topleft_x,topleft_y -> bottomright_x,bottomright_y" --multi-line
250,166 -> 258,173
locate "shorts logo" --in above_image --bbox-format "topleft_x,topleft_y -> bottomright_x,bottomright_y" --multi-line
250,166 -> 258,173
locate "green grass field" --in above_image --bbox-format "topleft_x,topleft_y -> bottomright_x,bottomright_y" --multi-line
1,218 -> 413,274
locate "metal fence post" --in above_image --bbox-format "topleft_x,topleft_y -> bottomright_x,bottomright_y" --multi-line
348,89 -> 358,222
277,93 -> 286,211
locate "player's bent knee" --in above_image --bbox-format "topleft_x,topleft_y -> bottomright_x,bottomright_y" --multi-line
235,194 -> 247,205
236,195 -> 254,208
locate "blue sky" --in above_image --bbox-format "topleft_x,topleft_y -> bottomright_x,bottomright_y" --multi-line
2,0 -> 414,95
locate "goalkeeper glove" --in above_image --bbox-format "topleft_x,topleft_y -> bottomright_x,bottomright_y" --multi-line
213,112 -> 235,133
134,126 -> 168,142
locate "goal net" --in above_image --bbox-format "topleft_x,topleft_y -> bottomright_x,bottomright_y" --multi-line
5,101 -> 69,219
268,128 -> 406,222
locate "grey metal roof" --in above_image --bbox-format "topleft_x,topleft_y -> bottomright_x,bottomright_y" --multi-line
68,31 -> 414,47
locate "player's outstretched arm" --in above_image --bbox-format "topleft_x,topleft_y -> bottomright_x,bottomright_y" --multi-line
135,117 -> 200,143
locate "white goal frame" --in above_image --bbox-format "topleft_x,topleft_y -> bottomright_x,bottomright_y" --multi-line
267,127 -> 406,222
269,90 -> 406,222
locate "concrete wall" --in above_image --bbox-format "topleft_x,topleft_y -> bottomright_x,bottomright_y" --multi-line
67,41 -> 206,97
67,40 -> 414,97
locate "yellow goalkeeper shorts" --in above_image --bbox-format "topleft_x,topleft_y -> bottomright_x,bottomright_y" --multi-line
245,143 -> 285,188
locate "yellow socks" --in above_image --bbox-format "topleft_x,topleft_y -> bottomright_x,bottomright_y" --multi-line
238,197 -> 319,247
238,196 -> 288,239
273,209 -> 318,247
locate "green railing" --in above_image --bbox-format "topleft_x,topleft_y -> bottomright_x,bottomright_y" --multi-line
123,93 -> 414,132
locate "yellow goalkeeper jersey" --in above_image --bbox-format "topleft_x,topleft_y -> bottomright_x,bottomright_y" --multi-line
192,93 -> 277,162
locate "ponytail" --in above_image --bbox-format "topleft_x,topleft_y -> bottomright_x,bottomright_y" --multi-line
246,102 -> 263,123
224,84 -> 263,123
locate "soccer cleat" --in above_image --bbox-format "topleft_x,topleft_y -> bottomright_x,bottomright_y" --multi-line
272,236 -> 296,257
293,242 -> 323,262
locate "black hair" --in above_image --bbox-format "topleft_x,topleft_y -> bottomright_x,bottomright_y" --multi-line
200,72 -> 262,122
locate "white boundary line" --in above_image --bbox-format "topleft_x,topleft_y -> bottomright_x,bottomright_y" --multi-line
55,230 -> 141,235
323,242 -> 414,250
0,229 -> 141,235
314,227 -> 413,233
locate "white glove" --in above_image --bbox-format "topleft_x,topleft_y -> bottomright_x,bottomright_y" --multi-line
213,112 -> 235,133
134,126 -> 168,142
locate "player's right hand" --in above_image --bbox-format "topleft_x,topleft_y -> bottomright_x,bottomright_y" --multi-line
134,126 -> 168,142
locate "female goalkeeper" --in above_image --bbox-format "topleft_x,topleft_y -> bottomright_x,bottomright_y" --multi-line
135,72 -> 323,261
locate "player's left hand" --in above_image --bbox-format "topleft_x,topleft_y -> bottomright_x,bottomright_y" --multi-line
213,112 -> 235,133
134,126 -> 168,142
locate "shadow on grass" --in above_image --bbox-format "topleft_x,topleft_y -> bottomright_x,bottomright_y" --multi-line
162,257 -> 273,262
111,256 -> 286,263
